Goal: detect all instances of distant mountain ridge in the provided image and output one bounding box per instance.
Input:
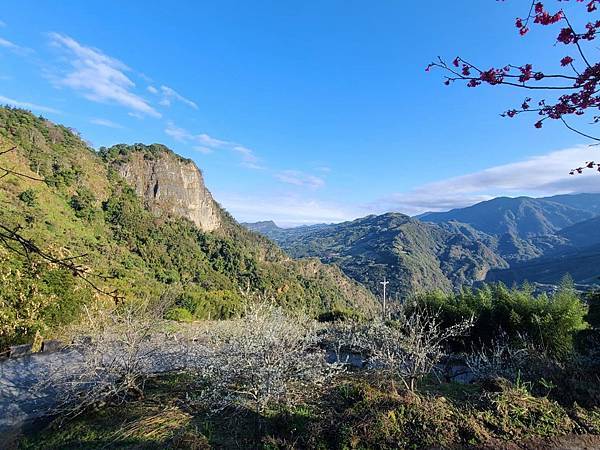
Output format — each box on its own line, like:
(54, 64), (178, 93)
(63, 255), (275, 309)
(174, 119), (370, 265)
(558, 216), (600, 248)
(418, 194), (600, 286)
(246, 212), (507, 298)
(245, 193), (600, 296)
(418, 195), (600, 238)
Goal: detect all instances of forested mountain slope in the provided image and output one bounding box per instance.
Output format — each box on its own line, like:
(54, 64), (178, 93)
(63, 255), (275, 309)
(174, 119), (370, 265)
(419, 196), (600, 238)
(0, 107), (377, 350)
(247, 213), (507, 298)
(247, 192), (600, 295)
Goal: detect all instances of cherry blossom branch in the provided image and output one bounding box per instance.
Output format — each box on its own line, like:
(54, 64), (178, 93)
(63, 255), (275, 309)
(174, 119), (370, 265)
(428, 1), (600, 148)
(560, 116), (600, 141)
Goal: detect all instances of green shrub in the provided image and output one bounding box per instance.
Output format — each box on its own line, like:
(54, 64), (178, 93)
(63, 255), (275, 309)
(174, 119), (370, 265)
(70, 186), (97, 220)
(318, 307), (362, 322)
(165, 307), (194, 322)
(0, 250), (92, 352)
(45, 163), (79, 188)
(175, 288), (245, 320)
(411, 279), (588, 358)
(18, 188), (37, 207)
(586, 291), (600, 329)
(40, 269), (92, 327)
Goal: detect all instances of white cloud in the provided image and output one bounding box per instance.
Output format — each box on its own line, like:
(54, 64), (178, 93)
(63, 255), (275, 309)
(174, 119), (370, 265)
(215, 146), (600, 226)
(165, 122), (227, 147)
(165, 121), (192, 141)
(276, 170), (325, 189)
(0, 95), (60, 114)
(198, 133), (227, 148)
(164, 121), (262, 168)
(148, 84), (197, 109)
(48, 33), (160, 118)
(138, 72), (153, 83)
(0, 37), (32, 55)
(193, 146), (213, 154)
(0, 37), (17, 50)
(90, 118), (124, 129)
(233, 145), (263, 169)
(156, 85), (197, 109)
(372, 146), (600, 215)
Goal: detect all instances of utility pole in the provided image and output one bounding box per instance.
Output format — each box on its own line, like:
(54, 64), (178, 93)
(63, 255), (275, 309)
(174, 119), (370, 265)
(380, 277), (389, 319)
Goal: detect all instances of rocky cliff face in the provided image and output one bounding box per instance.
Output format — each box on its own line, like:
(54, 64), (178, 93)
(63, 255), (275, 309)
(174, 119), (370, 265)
(115, 151), (221, 232)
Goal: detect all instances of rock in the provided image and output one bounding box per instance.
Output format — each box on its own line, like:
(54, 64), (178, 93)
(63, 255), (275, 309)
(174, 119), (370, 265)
(41, 340), (64, 353)
(9, 344), (32, 358)
(115, 150), (221, 232)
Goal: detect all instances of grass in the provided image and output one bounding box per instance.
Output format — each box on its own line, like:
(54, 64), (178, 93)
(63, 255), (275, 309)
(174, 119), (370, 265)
(19, 375), (208, 450)
(18, 371), (600, 450)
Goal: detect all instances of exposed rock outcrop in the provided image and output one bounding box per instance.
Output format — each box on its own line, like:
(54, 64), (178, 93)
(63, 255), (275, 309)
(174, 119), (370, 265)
(115, 151), (221, 232)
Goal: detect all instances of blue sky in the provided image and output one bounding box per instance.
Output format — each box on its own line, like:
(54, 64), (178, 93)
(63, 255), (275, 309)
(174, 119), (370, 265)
(1, 1), (599, 225)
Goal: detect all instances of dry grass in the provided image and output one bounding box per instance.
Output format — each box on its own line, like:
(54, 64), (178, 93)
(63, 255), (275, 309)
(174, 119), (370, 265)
(113, 406), (192, 442)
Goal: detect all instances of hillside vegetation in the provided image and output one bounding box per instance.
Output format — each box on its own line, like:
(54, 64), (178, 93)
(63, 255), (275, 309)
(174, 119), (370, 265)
(247, 193), (600, 295)
(0, 107), (377, 351)
(18, 287), (600, 449)
(247, 213), (508, 298)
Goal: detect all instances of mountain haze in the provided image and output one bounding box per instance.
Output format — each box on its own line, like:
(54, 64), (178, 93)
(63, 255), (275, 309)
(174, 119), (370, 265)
(419, 195), (600, 238)
(247, 193), (600, 296)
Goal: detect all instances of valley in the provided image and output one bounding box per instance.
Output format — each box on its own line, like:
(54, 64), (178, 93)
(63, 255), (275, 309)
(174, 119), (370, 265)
(2, 2), (600, 448)
(245, 194), (600, 297)
(1, 107), (599, 450)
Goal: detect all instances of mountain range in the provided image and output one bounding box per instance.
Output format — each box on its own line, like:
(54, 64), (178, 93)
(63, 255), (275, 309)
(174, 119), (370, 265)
(418, 195), (599, 238)
(2, 104), (599, 336)
(245, 193), (600, 298)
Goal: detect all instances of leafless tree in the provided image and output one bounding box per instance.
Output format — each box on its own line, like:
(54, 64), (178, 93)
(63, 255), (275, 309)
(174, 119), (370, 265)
(329, 309), (473, 391)
(466, 335), (530, 382)
(197, 302), (342, 415)
(37, 299), (206, 421)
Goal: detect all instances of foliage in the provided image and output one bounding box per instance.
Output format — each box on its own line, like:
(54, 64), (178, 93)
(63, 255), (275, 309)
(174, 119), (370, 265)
(479, 378), (575, 439)
(0, 107), (377, 348)
(586, 290), (600, 328)
(411, 280), (589, 358)
(18, 188), (37, 207)
(0, 254), (54, 351)
(164, 307), (194, 322)
(173, 288), (245, 320)
(69, 187), (97, 220)
(318, 306), (363, 322)
(0, 248), (92, 352)
(20, 372), (600, 450)
(247, 212), (508, 298)
(13, 291), (600, 448)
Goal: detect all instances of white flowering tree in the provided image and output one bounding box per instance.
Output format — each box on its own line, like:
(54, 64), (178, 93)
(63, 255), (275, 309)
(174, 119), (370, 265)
(198, 302), (341, 415)
(329, 308), (473, 391)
